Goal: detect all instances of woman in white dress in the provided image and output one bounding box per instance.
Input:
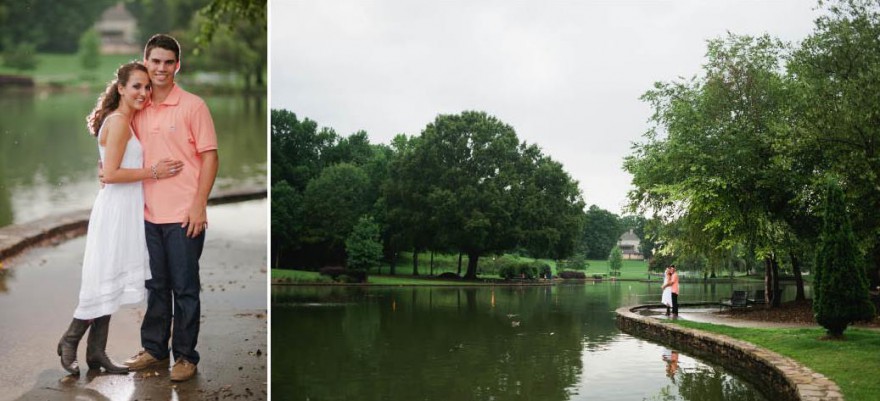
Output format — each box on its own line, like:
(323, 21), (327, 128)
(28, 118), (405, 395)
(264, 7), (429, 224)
(56, 62), (183, 375)
(661, 267), (673, 315)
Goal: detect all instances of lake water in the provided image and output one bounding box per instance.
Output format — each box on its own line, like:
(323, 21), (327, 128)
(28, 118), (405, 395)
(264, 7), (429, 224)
(0, 89), (266, 227)
(272, 282), (800, 401)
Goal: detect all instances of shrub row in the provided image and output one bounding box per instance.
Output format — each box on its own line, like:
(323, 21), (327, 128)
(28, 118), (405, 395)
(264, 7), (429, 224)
(558, 270), (586, 279)
(318, 266), (368, 283)
(498, 261), (552, 280)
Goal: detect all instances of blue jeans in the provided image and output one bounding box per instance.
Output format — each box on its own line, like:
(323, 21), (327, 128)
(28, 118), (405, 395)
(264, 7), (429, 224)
(142, 221), (204, 364)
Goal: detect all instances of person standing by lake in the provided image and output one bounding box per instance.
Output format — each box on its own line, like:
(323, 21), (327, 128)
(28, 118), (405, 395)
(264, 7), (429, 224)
(122, 33), (219, 383)
(57, 62), (183, 376)
(662, 265), (680, 315)
(661, 266), (673, 315)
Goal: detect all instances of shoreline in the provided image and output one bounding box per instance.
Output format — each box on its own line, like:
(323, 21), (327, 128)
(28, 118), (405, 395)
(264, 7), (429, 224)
(0, 186), (266, 263)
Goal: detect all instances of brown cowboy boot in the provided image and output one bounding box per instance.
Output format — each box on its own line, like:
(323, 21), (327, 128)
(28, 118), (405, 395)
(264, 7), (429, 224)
(57, 318), (90, 375)
(85, 315), (128, 374)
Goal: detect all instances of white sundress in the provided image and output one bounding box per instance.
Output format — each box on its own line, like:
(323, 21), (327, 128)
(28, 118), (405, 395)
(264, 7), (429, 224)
(661, 274), (673, 307)
(73, 113), (151, 319)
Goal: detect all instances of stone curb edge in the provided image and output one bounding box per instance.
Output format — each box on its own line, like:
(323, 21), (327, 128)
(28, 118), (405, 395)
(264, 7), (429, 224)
(0, 186), (266, 261)
(615, 306), (843, 401)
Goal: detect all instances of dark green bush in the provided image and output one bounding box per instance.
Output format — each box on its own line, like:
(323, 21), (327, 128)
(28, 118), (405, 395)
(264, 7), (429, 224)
(558, 270), (586, 279)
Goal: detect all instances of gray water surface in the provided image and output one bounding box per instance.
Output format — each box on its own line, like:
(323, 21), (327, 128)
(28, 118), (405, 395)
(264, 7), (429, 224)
(272, 282), (781, 401)
(0, 89), (266, 227)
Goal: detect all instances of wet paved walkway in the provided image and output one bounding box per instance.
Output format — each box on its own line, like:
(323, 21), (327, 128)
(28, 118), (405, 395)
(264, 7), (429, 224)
(637, 304), (815, 329)
(0, 199), (267, 401)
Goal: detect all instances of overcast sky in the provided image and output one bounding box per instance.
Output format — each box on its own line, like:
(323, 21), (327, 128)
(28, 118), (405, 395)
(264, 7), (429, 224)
(271, 1), (822, 214)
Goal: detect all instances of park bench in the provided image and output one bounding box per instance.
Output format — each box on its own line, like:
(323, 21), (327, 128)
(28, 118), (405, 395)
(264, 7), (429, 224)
(749, 289), (766, 305)
(719, 290), (749, 310)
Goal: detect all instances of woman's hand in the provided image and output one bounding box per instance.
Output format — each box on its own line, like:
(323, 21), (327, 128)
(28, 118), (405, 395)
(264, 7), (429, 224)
(153, 158), (184, 179)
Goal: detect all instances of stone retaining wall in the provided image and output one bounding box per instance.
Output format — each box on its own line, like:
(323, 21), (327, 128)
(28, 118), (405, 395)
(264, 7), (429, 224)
(616, 306), (842, 401)
(0, 187), (265, 261)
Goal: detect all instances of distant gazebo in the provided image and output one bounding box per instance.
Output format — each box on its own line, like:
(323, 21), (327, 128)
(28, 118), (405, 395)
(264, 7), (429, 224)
(617, 229), (644, 260)
(94, 3), (139, 54)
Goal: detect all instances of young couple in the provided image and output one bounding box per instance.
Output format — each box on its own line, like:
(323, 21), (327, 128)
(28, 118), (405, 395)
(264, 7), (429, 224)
(661, 265), (679, 316)
(56, 33), (219, 382)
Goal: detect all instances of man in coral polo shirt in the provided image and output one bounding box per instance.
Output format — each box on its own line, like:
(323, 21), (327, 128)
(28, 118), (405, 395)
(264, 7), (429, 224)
(662, 265), (680, 316)
(124, 34), (219, 382)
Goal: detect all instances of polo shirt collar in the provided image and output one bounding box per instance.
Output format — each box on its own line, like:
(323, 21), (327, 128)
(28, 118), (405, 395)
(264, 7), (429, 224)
(146, 84), (182, 107)
(160, 84), (182, 106)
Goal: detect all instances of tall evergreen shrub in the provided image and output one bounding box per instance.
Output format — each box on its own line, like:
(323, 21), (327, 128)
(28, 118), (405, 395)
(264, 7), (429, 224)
(608, 245), (623, 276)
(345, 216), (383, 272)
(814, 178), (875, 338)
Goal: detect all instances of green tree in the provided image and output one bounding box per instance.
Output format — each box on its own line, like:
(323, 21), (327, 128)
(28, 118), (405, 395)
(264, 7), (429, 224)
(788, 0), (880, 287)
(582, 205), (622, 260)
(301, 163), (371, 265)
(270, 109), (336, 190)
(813, 177), (874, 338)
(625, 33), (800, 305)
(345, 216), (383, 271)
(271, 181), (301, 268)
(516, 147), (586, 259)
(192, 0), (266, 50)
(0, 0), (115, 53)
(1, 41), (38, 71)
(608, 245), (623, 275)
(77, 29), (100, 74)
(390, 111), (583, 279)
(183, 8), (266, 90)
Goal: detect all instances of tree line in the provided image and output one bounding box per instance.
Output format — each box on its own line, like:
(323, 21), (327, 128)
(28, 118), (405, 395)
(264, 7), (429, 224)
(625, 0), (876, 329)
(271, 110), (649, 279)
(0, 0), (266, 89)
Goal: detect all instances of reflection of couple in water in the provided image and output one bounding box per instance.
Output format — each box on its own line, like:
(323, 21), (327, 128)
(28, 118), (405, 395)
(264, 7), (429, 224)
(56, 33), (219, 383)
(662, 348), (680, 381)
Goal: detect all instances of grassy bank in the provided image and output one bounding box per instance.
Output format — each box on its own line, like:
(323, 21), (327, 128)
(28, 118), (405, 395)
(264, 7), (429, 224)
(0, 53), (261, 91)
(271, 268), (485, 286)
(0, 53), (139, 87)
(673, 320), (880, 401)
(276, 253), (792, 284)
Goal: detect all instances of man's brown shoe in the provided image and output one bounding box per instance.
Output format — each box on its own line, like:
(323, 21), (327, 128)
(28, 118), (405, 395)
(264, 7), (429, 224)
(170, 359), (197, 382)
(125, 350), (168, 371)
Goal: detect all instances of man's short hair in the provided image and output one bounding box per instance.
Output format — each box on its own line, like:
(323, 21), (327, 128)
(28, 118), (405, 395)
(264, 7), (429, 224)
(144, 34), (181, 61)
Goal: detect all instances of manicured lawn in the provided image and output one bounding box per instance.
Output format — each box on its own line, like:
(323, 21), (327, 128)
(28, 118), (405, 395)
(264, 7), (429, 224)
(0, 53), (140, 86)
(672, 320), (880, 401)
(271, 269), (486, 286)
(272, 269), (331, 283)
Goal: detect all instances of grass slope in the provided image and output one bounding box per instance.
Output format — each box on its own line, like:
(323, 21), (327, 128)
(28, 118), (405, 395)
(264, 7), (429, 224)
(673, 320), (880, 401)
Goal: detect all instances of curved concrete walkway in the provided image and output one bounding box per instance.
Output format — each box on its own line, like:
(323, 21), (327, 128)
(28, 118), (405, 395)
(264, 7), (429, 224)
(618, 304), (843, 401)
(0, 191), (266, 400)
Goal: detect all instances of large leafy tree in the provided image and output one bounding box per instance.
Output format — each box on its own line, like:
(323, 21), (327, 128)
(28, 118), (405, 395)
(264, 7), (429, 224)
(625, 33), (802, 305)
(390, 111), (583, 279)
(271, 181), (301, 268)
(788, 0), (880, 287)
(270, 109), (336, 190)
(581, 205), (622, 260)
(301, 163), (371, 265)
(515, 146), (586, 259)
(813, 177), (874, 338)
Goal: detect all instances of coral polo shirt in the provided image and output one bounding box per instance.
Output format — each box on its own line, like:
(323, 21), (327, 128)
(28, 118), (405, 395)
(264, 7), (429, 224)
(133, 84), (218, 224)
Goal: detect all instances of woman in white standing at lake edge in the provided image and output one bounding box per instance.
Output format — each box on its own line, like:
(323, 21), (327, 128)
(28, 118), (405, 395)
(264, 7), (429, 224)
(661, 267), (673, 315)
(56, 62), (183, 376)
